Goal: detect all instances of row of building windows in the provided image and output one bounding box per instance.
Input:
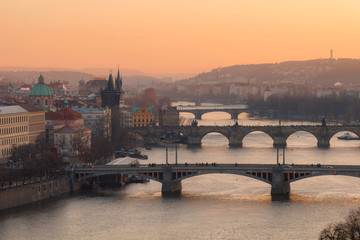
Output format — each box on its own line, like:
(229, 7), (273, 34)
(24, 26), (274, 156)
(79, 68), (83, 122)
(1, 136), (28, 146)
(0, 125), (28, 135)
(37, 98), (49, 106)
(133, 124), (149, 127)
(0, 115), (28, 125)
(133, 119), (153, 123)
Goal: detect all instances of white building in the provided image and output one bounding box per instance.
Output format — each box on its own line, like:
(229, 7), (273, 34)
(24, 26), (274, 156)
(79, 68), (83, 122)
(54, 124), (91, 158)
(120, 109), (132, 128)
(71, 105), (111, 138)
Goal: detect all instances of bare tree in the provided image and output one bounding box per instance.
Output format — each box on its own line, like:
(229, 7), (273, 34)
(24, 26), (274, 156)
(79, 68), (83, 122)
(320, 208), (360, 240)
(91, 136), (114, 164)
(73, 131), (93, 163)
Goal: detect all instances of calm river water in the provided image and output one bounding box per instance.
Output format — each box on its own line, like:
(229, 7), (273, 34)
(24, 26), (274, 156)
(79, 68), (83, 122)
(1, 110), (360, 240)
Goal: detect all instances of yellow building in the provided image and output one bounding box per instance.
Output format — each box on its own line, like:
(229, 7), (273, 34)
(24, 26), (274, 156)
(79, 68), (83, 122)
(20, 104), (46, 143)
(132, 106), (154, 127)
(0, 105), (45, 162)
(0, 106), (30, 161)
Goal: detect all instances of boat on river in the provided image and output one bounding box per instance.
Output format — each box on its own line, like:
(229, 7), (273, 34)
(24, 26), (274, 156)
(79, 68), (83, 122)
(337, 133), (360, 140)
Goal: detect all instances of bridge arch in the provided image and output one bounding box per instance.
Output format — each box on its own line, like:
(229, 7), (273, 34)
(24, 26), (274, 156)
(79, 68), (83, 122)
(200, 130), (230, 144)
(329, 130), (360, 141)
(173, 172), (272, 185)
(77, 171), (163, 183)
(178, 112), (196, 119)
(242, 130), (274, 147)
(286, 172), (360, 184)
(201, 111), (232, 120)
(286, 130), (318, 147)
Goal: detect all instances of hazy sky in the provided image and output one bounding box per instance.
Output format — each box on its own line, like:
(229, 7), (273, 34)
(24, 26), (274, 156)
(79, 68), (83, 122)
(0, 0), (359, 75)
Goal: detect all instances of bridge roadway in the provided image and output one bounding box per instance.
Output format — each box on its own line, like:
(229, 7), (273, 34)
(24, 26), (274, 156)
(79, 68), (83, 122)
(71, 164), (360, 199)
(131, 125), (360, 148)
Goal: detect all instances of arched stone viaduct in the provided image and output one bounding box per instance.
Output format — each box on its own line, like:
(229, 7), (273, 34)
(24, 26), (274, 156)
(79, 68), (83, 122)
(131, 125), (360, 148)
(73, 164), (360, 199)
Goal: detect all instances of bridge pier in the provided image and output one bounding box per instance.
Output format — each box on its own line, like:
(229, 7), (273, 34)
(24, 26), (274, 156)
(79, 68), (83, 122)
(317, 138), (330, 148)
(271, 167), (290, 200)
(68, 169), (75, 193)
(194, 112), (202, 120)
(273, 136), (287, 148)
(162, 166), (182, 196)
(230, 112), (238, 120)
(229, 136), (243, 148)
(186, 136), (202, 147)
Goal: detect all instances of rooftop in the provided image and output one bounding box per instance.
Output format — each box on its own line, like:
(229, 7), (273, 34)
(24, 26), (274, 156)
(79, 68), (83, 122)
(0, 105), (28, 115)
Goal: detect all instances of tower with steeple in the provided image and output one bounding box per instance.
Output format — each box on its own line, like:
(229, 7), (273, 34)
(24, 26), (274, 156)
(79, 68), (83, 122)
(101, 67), (124, 108)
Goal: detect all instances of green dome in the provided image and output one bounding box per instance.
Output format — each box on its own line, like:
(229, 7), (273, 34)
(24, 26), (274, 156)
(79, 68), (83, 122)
(30, 83), (53, 96)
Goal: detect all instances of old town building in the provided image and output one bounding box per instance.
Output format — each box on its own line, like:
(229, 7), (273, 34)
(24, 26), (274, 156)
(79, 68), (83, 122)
(132, 106), (154, 127)
(30, 74), (53, 108)
(71, 105), (111, 138)
(0, 105), (45, 161)
(54, 124), (91, 158)
(158, 106), (179, 126)
(45, 101), (85, 146)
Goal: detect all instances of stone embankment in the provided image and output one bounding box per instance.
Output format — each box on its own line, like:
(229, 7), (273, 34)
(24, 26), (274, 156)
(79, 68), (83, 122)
(0, 176), (83, 211)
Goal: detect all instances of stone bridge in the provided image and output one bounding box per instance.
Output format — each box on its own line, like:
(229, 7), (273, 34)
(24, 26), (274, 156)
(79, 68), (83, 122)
(71, 164), (360, 199)
(177, 107), (250, 120)
(131, 125), (360, 148)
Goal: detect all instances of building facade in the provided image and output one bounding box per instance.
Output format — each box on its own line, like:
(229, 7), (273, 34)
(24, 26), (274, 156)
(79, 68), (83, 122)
(19, 104), (46, 144)
(45, 101), (85, 146)
(54, 124), (91, 158)
(0, 106), (30, 161)
(71, 105), (111, 138)
(132, 106), (154, 127)
(120, 108), (133, 128)
(78, 77), (107, 96)
(158, 106), (179, 126)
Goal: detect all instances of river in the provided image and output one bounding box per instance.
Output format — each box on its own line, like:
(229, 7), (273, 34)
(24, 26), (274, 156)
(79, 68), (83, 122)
(1, 109), (360, 239)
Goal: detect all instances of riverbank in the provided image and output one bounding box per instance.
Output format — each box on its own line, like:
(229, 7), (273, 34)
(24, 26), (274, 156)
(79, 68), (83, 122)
(0, 176), (83, 211)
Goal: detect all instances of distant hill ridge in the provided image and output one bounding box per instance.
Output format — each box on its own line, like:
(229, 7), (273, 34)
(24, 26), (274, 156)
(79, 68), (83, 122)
(177, 58), (360, 86)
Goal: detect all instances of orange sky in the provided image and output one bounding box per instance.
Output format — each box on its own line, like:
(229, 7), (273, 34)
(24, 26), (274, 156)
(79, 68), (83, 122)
(0, 0), (359, 76)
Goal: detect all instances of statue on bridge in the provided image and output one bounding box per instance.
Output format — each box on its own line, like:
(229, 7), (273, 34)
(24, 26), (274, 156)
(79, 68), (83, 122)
(322, 118), (326, 127)
(191, 120), (198, 127)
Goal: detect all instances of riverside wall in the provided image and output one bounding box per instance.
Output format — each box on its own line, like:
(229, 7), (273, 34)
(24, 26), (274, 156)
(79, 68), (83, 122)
(0, 176), (83, 211)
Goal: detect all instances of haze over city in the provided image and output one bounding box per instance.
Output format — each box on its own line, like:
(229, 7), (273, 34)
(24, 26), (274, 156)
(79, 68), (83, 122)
(2, 1), (360, 240)
(1, 0), (360, 76)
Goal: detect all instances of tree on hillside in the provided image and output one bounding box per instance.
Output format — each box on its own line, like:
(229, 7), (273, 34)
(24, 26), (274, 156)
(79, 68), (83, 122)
(320, 208), (360, 240)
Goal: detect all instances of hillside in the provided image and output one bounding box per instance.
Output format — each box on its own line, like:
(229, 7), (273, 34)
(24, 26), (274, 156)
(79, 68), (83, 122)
(177, 58), (360, 86)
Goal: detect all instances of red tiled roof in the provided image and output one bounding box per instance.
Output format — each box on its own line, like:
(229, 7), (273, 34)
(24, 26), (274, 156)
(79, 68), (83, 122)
(46, 107), (83, 120)
(54, 124), (91, 134)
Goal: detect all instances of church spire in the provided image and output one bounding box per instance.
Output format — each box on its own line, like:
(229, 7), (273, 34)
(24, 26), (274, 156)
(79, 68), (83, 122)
(115, 65), (122, 92)
(106, 72), (114, 91)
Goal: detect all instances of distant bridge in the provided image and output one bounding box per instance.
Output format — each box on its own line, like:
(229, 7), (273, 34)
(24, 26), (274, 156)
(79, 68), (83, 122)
(71, 164), (360, 198)
(177, 107), (251, 120)
(131, 125), (360, 148)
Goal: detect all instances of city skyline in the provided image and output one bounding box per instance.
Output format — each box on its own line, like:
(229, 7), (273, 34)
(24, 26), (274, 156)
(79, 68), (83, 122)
(0, 0), (359, 76)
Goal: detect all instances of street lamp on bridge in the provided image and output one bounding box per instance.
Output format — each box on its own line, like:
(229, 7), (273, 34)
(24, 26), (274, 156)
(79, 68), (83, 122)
(277, 147), (286, 165)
